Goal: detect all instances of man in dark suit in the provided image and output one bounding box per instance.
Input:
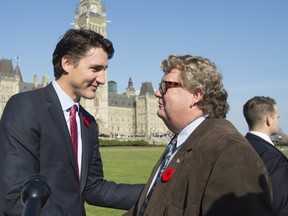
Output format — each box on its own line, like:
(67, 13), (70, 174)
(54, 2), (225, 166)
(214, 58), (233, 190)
(243, 96), (288, 216)
(125, 55), (273, 216)
(0, 29), (143, 215)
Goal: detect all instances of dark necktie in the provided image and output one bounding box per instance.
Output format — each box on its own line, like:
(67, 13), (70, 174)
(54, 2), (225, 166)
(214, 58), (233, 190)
(139, 135), (177, 216)
(69, 104), (79, 179)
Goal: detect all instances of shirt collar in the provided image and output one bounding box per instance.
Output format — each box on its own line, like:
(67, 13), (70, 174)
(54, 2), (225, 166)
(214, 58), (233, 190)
(176, 115), (207, 148)
(52, 80), (79, 112)
(248, 131), (274, 145)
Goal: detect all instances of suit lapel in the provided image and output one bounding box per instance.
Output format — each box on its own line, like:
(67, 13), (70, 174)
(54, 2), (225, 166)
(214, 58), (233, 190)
(142, 140), (193, 214)
(141, 118), (214, 214)
(44, 84), (80, 181)
(79, 109), (89, 192)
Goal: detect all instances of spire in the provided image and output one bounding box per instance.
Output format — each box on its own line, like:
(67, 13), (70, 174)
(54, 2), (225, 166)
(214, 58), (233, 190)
(125, 77), (136, 97)
(126, 77), (136, 92)
(128, 77), (135, 90)
(14, 55), (23, 81)
(14, 63), (23, 81)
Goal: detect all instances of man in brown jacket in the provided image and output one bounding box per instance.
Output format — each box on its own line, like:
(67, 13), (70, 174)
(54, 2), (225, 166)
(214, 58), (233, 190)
(125, 55), (273, 216)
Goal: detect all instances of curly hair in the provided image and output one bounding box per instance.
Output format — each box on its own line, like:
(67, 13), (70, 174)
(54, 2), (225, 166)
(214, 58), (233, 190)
(160, 55), (229, 118)
(52, 28), (114, 80)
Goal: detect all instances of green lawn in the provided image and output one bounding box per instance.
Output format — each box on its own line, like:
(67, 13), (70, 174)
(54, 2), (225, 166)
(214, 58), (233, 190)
(85, 146), (165, 216)
(85, 146), (288, 216)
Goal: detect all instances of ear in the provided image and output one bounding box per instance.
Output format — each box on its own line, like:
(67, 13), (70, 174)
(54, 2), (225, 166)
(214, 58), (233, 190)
(190, 89), (203, 107)
(266, 116), (272, 127)
(61, 56), (72, 73)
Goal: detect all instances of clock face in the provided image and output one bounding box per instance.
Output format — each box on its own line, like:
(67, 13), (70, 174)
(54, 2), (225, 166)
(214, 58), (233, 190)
(90, 4), (98, 14)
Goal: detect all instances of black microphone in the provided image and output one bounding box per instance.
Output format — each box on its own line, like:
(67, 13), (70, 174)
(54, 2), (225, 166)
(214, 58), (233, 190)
(21, 174), (51, 216)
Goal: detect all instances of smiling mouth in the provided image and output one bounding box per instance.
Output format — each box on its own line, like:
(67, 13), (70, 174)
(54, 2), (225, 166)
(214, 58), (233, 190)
(90, 84), (97, 91)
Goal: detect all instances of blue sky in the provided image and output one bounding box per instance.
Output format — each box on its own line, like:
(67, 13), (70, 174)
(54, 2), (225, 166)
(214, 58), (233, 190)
(1, 0), (287, 135)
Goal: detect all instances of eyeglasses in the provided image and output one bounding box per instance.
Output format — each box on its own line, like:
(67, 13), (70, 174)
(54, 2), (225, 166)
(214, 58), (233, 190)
(159, 81), (183, 94)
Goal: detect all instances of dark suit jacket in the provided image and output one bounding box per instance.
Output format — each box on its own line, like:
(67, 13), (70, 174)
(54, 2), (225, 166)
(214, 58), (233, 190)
(0, 83), (143, 216)
(246, 132), (288, 216)
(125, 118), (273, 216)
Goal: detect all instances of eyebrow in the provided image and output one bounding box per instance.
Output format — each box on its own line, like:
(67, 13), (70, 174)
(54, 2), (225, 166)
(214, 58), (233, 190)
(91, 65), (108, 71)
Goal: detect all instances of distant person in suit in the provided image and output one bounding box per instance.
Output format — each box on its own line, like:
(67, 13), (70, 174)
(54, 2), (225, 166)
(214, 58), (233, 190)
(125, 55), (273, 216)
(0, 28), (143, 215)
(243, 96), (288, 216)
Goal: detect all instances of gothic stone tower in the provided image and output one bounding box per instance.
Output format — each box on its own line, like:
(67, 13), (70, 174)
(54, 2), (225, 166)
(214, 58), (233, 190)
(75, 0), (109, 134)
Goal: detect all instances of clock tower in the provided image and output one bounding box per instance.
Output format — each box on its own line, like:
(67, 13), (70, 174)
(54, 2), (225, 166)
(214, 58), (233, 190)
(75, 0), (110, 134)
(75, 0), (107, 37)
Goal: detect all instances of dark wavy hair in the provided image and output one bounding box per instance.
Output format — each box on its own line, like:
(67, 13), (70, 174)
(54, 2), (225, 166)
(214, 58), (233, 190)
(160, 55), (229, 118)
(52, 28), (114, 79)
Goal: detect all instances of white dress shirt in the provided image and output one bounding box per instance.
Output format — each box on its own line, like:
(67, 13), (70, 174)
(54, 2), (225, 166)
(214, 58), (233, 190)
(52, 80), (82, 176)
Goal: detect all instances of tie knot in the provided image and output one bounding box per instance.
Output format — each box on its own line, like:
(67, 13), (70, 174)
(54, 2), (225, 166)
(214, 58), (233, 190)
(170, 135), (178, 153)
(70, 104), (78, 116)
(171, 134), (177, 145)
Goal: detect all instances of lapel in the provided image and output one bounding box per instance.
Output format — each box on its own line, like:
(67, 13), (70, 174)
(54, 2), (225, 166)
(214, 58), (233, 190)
(43, 84), (80, 181)
(141, 140), (195, 214)
(140, 118), (216, 214)
(138, 142), (192, 214)
(79, 108), (90, 193)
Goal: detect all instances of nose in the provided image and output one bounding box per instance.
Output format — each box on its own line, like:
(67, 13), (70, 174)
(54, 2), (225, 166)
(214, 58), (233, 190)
(155, 87), (161, 98)
(96, 70), (106, 85)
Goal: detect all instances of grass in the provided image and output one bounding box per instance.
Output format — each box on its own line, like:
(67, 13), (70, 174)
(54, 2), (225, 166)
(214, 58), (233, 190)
(85, 146), (288, 216)
(85, 146), (165, 216)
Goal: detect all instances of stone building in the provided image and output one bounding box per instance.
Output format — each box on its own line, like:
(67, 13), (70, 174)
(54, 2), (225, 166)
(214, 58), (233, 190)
(0, 58), (49, 117)
(108, 79), (168, 138)
(0, 0), (170, 138)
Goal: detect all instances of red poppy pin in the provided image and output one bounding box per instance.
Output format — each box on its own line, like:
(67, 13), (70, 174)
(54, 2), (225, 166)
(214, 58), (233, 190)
(83, 116), (90, 127)
(161, 168), (174, 182)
